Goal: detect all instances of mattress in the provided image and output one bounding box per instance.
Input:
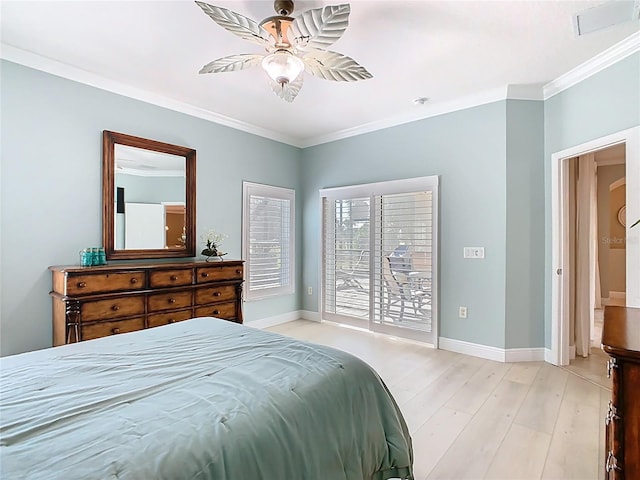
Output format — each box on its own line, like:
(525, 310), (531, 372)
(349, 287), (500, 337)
(0, 317), (413, 479)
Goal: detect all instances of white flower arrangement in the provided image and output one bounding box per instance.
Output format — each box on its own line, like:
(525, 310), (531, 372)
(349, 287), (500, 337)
(200, 229), (227, 257)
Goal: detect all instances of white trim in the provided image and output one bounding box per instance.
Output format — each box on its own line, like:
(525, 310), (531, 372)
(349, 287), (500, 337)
(504, 348), (547, 363)
(610, 291), (626, 300)
(550, 126), (640, 366)
(301, 310), (322, 322)
(506, 84), (545, 101)
(439, 337), (506, 362)
(0, 44), (302, 148)
(439, 337), (546, 363)
(543, 32), (640, 100)
(245, 310), (301, 329)
(544, 348), (554, 363)
(3, 34), (637, 148)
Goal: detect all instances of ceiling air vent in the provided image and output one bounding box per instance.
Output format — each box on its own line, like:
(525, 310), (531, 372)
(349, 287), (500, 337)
(573, 0), (640, 36)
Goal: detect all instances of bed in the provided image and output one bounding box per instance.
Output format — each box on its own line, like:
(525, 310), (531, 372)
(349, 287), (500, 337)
(0, 318), (413, 479)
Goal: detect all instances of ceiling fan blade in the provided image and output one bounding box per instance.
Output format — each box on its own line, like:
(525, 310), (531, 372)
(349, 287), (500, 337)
(195, 1), (270, 47)
(269, 75), (304, 102)
(290, 4), (350, 51)
(199, 54), (264, 74)
(303, 50), (372, 82)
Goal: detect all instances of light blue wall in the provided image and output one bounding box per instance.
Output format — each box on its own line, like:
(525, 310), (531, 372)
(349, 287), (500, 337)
(0, 60), (302, 356)
(505, 100), (545, 348)
(117, 174), (185, 204)
(543, 53), (640, 347)
(301, 102), (509, 348)
(2, 51), (637, 357)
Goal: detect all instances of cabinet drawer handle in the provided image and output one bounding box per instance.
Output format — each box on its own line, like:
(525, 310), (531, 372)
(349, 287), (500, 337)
(213, 292), (221, 297)
(168, 298), (176, 304)
(170, 275), (178, 281)
(77, 282), (87, 288)
(605, 451), (621, 472)
(201, 272), (209, 278)
(236, 269), (242, 274)
(111, 305), (120, 311)
(605, 401), (620, 426)
(130, 278), (138, 284)
(111, 328), (120, 335)
(168, 319), (175, 324)
(213, 310), (220, 315)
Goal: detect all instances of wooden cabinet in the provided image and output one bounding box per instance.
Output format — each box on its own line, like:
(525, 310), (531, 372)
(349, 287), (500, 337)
(601, 306), (640, 480)
(50, 261), (244, 346)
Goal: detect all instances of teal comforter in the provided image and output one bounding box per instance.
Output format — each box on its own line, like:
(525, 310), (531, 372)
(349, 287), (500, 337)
(0, 318), (413, 479)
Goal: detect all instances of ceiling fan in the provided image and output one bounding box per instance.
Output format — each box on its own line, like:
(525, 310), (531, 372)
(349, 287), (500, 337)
(195, 0), (372, 102)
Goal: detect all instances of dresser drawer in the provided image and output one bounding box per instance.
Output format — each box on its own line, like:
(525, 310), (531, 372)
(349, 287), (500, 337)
(149, 268), (192, 288)
(147, 309), (193, 328)
(81, 296), (145, 321)
(147, 290), (192, 312)
(196, 264), (243, 284)
(66, 271), (146, 295)
(194, 302), (236, 320)
(195, 285), (236, 306)
(81, 317), (145, 341)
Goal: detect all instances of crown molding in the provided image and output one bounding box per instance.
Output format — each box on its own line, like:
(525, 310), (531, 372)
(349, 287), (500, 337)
(543, 31), (640, 100)
(0, 44), (302, 148)
(3, 31), (637, 149)
(300, 86), (512, 148)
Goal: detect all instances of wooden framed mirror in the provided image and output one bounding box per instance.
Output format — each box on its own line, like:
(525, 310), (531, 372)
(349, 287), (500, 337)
(102, 131), (196, 260)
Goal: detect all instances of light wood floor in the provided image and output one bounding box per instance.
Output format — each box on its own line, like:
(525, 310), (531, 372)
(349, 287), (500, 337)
(266, 320), (607, 480)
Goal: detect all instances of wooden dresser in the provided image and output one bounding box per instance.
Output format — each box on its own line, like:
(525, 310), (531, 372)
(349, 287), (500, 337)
(50, 260), (244, 346)
(601, 306), (640, 480)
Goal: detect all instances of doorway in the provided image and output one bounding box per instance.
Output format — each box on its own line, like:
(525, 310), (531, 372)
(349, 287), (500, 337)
(320, 176), (439, 345)
(550, 126), (640, 366)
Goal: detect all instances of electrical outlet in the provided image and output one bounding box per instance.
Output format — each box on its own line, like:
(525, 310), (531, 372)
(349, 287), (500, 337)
(307, 287), (313, 295)
(459, 306), (468, 318)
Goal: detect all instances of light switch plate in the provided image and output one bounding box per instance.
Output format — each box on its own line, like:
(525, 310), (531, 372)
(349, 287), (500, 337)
(464, 247), (485, 259)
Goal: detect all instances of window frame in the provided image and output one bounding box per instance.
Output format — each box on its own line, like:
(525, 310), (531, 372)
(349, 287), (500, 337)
(242, 181), (295, 301)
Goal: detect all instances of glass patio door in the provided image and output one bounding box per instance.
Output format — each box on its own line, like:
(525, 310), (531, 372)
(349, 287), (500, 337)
(321, 177), (438, 345)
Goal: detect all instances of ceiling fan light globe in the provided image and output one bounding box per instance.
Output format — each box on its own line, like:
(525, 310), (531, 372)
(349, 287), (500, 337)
(262, 51), (304, 85)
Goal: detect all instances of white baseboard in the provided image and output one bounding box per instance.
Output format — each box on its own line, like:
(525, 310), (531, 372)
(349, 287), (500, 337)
(544, 348), (554, 364)
(439, 337), (546, 363)
(245, 310), (302, 329)
(300, 310), (322, 322)
(439, 337), (506, 362)
(504, 347), (546, 362)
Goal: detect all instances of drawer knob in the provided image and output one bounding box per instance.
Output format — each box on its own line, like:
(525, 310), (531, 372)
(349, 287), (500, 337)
(77, 282), (87, 288)
(236, 270), (242, 274)
(170, 275), (178, 281)
(111, 328), (120, 335)
(605, 451), (621, 472)
(213, 310), (220, 315)
(130, 278), (138, 284)
(168, 298), (176, 304)
(168, 319), (175, 324)
(213, 292), (221, 297)
(202, 272), (209, 278)
(111, 305), (120, 311)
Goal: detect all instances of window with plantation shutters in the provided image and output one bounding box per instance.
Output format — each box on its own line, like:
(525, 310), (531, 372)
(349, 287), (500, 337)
(242, 182), (295, 300)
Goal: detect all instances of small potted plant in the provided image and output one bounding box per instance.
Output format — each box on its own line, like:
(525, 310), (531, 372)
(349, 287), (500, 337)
(200, 229), (227, 261)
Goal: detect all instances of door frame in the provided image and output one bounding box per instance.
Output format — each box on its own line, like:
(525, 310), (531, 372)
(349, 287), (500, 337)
(550, 126), (640, 366)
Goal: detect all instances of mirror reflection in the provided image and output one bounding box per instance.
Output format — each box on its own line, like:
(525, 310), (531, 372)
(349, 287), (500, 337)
(102, 130), (196, 260)
(114, 144), (186, 250)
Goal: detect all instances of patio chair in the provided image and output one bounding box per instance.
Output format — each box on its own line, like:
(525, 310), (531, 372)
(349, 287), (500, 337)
(382, 256), (427, 320)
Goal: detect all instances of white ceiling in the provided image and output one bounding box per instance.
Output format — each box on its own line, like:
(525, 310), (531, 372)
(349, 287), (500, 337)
(1, 1), (638, 147)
